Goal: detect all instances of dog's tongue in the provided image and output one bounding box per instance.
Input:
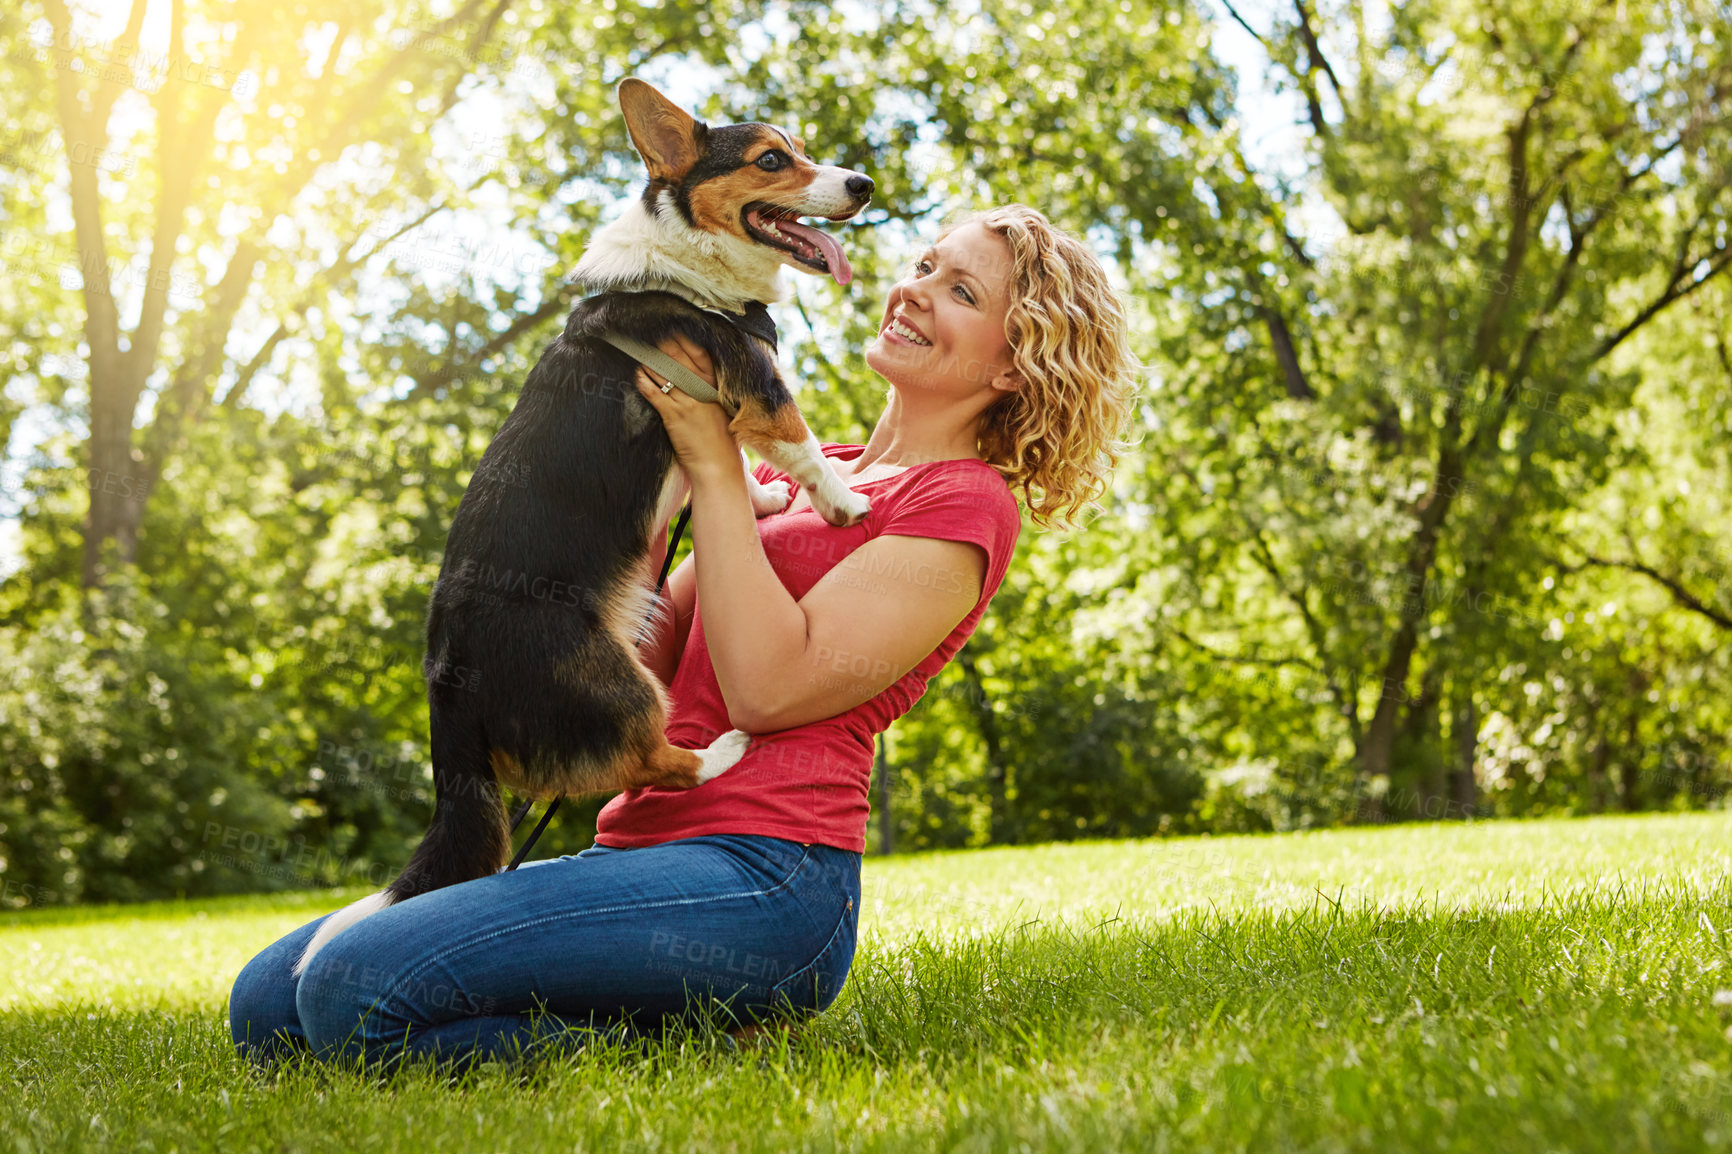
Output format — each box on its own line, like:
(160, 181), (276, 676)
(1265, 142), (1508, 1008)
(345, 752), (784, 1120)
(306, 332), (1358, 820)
(779, 219), (853, 286)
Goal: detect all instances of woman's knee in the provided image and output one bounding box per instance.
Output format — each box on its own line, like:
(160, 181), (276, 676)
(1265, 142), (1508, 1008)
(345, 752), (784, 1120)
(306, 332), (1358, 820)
(293, 917), (478, 1062)
(229, 916), (326, 1063)
(229, 959), (296, 1062)
(293, 933), (401, 1060)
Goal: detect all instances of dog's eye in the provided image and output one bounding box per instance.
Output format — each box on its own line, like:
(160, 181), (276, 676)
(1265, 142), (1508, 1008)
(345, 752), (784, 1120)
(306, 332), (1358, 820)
(755, 151), (788, 171)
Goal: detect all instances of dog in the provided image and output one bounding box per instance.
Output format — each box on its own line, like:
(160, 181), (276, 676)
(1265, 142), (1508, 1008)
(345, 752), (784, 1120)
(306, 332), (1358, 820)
(293, 78), (875, 975)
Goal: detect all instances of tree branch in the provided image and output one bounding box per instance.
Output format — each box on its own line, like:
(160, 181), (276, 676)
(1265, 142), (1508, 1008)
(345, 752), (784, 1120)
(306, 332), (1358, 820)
(219, 325), (291, 413)
(1292, 0), (1342, 94)
(1592, 243), (1732, 364)
(788, 286), (859, 396)
(125, 240), (264, 512)
(42, 0), (149, 140)
(128, 2), (264, 393)
(41, 0), (127, 376)
(1465, 187), (1597, 456)
(1562, 553), (1732, 631)
(1170, 626), (1322, 674)
(217, 205), (447, 410)
(406, 287), (576, 402)
(1242, 520), (1360, 737)
(1219, 0), (1268, 46)
(1291, 0), (1340, 136)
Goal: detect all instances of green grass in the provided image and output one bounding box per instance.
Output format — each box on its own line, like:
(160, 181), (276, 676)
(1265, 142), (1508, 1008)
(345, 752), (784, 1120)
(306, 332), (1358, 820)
(3, 812), (1731, 1151)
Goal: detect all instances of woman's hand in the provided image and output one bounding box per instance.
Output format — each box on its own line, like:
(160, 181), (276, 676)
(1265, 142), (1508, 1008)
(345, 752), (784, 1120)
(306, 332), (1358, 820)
(632, 335), (738, 482)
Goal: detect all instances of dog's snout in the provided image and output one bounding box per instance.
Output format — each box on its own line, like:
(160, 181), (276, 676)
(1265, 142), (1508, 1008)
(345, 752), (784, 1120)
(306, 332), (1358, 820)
(845, 173), (874, 199)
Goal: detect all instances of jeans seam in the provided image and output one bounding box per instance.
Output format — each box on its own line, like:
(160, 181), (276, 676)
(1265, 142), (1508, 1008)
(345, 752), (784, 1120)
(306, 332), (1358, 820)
(366, 842), (815, 1017)
(769, 893), (854, 1012)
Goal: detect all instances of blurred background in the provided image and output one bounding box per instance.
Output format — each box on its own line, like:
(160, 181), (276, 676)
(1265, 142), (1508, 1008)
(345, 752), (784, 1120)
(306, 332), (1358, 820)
(1, 0), (1729, 906)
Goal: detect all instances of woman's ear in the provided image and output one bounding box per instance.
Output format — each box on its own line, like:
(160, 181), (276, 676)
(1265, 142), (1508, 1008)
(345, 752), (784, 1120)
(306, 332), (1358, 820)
(986, 365), (1024, 396)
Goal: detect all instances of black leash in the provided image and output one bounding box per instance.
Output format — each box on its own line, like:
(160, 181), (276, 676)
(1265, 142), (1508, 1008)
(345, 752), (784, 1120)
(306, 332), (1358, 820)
(505, 500), (694, 869)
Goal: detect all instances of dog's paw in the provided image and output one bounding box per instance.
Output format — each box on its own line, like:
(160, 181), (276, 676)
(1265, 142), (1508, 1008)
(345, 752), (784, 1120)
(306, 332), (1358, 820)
(694, 728), (752, 784)
(815, 485), (871, 528)
(749, 478), (793, 518)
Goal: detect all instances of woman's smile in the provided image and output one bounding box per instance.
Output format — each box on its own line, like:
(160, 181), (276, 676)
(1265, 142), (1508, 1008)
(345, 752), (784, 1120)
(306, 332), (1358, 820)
(882, 314), (932, 346)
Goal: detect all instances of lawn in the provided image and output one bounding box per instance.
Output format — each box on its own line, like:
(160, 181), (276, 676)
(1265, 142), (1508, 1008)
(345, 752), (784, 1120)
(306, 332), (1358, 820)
(3, 812), (1730, 1151)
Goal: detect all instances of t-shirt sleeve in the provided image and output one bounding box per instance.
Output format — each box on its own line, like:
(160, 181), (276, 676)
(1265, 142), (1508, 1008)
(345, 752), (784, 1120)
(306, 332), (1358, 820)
(873, 466), (1023, 605)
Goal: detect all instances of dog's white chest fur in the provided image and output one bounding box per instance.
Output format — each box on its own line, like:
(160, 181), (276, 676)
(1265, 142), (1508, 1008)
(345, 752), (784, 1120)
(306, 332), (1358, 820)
(573, 194), (787, 313)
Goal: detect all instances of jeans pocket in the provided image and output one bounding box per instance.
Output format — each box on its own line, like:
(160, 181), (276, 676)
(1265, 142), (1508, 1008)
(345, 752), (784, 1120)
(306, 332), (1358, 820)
(769, 895), (857, 1017)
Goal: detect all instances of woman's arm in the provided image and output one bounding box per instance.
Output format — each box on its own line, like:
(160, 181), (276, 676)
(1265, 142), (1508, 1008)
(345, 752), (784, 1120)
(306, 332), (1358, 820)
(632, 364), (986, 731)
(683, 460), (985, 731)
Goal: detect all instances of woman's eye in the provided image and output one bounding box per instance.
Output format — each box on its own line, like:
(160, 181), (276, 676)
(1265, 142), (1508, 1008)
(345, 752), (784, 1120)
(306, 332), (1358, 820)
(954, 284), (974, 303)
(915, 259), (933, 275)
(755, 151), (787, 171)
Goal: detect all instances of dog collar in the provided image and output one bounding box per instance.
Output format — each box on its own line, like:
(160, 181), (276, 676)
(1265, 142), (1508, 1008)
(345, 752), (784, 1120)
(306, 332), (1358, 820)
(699, 300), (778, 352)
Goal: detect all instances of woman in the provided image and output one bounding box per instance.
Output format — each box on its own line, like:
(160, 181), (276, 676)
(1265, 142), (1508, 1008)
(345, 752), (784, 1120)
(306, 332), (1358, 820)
(228, 204), (1138, 1069)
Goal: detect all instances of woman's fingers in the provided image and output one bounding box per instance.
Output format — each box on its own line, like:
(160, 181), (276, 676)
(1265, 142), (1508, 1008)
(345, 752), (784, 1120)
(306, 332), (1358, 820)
(633, 363), (739, 474)
(635, 367), (677, 408)
(655, 333), (716, 385)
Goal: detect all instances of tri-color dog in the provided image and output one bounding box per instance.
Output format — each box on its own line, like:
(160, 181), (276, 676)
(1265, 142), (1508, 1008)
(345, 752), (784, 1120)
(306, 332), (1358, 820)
(294, 78), (874, 974)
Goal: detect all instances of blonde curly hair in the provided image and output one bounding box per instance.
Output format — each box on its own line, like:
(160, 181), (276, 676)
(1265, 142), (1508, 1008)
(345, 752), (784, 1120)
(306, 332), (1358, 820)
(943, 205), (1141, 532)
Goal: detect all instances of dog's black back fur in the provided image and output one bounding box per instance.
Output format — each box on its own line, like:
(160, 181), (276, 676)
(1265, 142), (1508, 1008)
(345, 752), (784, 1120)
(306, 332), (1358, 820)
(394, 290), (788, 901)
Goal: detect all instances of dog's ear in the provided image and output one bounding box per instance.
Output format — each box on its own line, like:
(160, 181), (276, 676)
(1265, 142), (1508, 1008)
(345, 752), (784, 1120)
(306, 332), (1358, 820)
(618, 78), (706, 182)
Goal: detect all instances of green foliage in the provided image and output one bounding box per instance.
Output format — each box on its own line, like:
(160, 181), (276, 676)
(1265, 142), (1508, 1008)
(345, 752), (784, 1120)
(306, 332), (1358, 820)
(1, 0), (1731, 899)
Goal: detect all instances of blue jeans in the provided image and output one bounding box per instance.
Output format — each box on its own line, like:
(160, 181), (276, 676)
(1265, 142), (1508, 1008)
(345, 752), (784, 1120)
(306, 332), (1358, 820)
(228, 834), (861, 1070)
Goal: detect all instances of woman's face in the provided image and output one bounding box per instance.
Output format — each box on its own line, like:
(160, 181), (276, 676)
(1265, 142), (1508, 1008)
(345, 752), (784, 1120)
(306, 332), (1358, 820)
(864, 221), (1019, 401)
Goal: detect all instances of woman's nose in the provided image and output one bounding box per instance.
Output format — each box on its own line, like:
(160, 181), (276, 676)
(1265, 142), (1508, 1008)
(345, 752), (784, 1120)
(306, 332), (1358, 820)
(898, 276), (933, 312)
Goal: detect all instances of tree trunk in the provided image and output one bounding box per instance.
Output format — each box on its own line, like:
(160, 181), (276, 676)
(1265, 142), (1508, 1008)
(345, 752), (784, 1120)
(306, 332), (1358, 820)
(1450, 694), (1478, 818)
(955, 650), (1011, 842)
(1357, 449), (1463, 781)
(1391, 665), (1442, 820)
(1618, 708), (1642, 813)
(81, 366), (146, 588)
(1587, 738), (1612, 813)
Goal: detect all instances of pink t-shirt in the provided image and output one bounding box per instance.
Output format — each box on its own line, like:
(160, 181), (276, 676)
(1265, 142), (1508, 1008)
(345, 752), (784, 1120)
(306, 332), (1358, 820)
(593, 443), (1023, 853)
